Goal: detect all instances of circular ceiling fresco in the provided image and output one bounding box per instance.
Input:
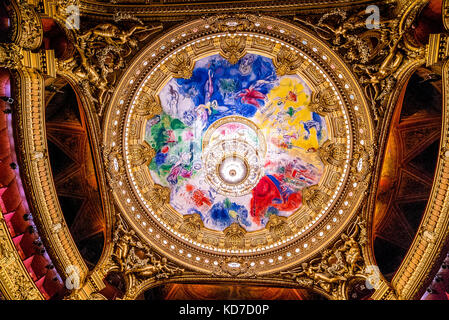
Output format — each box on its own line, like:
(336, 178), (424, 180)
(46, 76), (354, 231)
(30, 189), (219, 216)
(146, 53), (327, 232)
(104, 15), (374, 275)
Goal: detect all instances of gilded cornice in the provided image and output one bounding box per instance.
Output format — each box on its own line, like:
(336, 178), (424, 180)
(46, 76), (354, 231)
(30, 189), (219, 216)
(0, 212), (44, 300)
(77, 0), (383, 19)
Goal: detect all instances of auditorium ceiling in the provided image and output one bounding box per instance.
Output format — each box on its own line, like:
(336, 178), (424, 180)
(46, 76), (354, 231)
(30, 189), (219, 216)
(1, 0), (449, 301)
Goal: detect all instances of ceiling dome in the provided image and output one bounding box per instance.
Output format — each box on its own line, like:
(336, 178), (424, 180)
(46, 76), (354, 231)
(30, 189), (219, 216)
(103, 15), (374, 275)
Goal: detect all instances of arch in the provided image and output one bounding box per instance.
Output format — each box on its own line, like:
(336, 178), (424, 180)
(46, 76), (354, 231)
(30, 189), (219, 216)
(43, 76), (107, 269)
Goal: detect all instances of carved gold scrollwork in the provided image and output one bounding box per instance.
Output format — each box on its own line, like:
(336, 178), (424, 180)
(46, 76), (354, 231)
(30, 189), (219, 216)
(265, 214), (292, 242)
(307, 88), (339, 116)
(88, 292), (107, 300)
(103, 145), (125, 185)
(302, 185), (329, 213)
(350, 144), (375, 186)
(58, 22), (163, 116)
(223, 223), (246, 249)
(294, 4), (426, 123)
(318, 140), (346, 167)
(250, 236), (267, 247)
(0, 43), (23, 69)
(273, 46), (303, 76)
(443, 0), (449, 32)
(179, 214), (204, 240)
(144, 184), (171, 209)
(218, 35), (247, 64)
(111, 219), (136, 272)
(12, 67), (89, 299)
(124, 248), (184, 280)
(110, 217), (184, 298)
(135, 92), (162, 117)
(212, 256), (256, 278)
(55, 0), (80, 19)
(128, 141), (156, 167)
(0, 217), (43, 300)
(165, 50), (194, 79)
(202, 235), (219, 247)
(281, 218), (368, 299)
(8, 1), (43, 51)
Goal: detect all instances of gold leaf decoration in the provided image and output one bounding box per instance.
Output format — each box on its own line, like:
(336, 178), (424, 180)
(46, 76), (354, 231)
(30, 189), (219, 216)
(165, 50), (194, 79)
(218, 35), (247, 64)
(318, 140), (346, 167)
(224, 223), (246, 249)
(273, 46), (303, 76)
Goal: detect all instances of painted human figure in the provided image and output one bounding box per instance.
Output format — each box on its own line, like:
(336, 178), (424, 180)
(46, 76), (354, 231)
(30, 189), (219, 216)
(167, 84), (179, 117)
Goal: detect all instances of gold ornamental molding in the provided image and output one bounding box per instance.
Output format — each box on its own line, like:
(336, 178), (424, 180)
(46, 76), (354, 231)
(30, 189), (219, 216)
(7, 0), (43, 51)
(389, 58), (449, 300)
(0, 0), (89, 299)
(0, 212), (44, 300)
(77, 0), (383, 19)
(12, 67), (89, 289)
(0, 43), (23, 69)
(15, 0), (432, 300)
(279, 217), (368, 300)
(47, 13), (163, 296)
(293, 0), (428, 124)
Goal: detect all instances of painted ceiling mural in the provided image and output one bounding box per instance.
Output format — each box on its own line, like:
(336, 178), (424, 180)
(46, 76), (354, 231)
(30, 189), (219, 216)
(144, 53), (327, 231)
